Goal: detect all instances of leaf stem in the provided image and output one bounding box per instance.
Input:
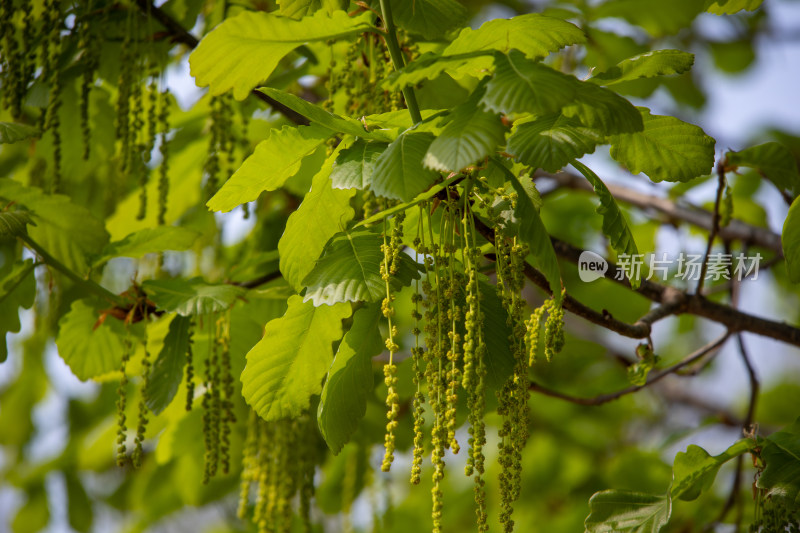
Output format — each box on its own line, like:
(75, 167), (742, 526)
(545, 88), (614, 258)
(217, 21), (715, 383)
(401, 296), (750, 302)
(20, 235), (127, 306)
(378, 0), (422, 124)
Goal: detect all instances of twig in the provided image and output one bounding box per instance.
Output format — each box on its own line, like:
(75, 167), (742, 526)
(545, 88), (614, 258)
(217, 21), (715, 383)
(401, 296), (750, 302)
(528, 333), (731, 406)
(539, 170), (782, 254)
(696, 162), (728, 294)
(230, 271), (283, 289)
(377, 0), (422, 124)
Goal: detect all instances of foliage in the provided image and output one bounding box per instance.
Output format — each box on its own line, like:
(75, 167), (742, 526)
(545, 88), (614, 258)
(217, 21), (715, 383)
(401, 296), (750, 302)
(0, 0), (799, 532)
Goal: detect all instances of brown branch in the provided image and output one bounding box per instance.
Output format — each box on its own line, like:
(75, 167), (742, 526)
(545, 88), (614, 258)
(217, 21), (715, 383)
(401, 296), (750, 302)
(528, 333), (731, 406)
(132, 0), (310, 126)
(539, 170), (783, 254)
(696, 162), (727, 293)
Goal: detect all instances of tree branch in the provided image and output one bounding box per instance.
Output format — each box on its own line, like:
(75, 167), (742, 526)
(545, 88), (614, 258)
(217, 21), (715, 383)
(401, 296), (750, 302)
(538, 170), (783, 254)
(132, 0), (310, 126)
(696, 162), (727, 293)
(528, 333), (731, 406)
(378, 0), (422, 124)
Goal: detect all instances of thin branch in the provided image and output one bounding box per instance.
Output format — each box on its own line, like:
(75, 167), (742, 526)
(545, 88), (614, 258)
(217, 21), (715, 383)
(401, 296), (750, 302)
(20, 235), (127, 306)
(230, 270), (283, 289)
(696, 162), (727, 293)
(539, 170), (783, 254)
(132, 0), (310, 126)
(377, 0), (422, 124)
(528, 333), (731, 406)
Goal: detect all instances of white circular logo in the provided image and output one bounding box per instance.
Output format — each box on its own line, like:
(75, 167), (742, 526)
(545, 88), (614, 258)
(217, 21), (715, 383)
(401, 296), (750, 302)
(578, 250), (608, 282)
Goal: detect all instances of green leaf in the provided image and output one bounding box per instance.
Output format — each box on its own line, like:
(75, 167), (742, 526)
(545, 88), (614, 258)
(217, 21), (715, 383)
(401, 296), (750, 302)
(144, 315), (192, 415)
(257, 88), (392, 141)
(0, 260), (36, 363)
(443, 13), (585, 60)
(0, 210), (36, 238)
(56, 300), (126, 380)
(387, 0), (467, 40)
(241, 295), (351, 421)
(561, 81), (643, 134)
(585, 490), (671, 533)
(370, 132), (440, 202)
(705, 0), (763, 15)
(12, 483), (49, 533)
(590, 50), (695, 86)
(383, 51), (495, 91)
(609, 108), (716, 182)
(279, 145), (356, 291)
(671, 439), (754, 501)
(318, 305), (383, 453)
(302, 228), (421, 305)
(757, 417), (800, 503)
(727, 142), (800, 195)
(278, 0), (347, 18)
(424, 85), (506, 173)
(0, 179), (109, 273)
(572, 161), (640, 288)
(501, 164), (562, 300)
(482, 51), (578, 116)
(330, 139), (387, 190)
(207, 124), (332, 212)
(65, 472), (92, 533)
(593, 0), (704, 38)
(506, 114), (600, 172)
(0, 121), (39, 144)
(93, 226), (200, 267)
(143, 278), (244, 316)
(189, 9), (373, 100)
(783, 196), (800, 283)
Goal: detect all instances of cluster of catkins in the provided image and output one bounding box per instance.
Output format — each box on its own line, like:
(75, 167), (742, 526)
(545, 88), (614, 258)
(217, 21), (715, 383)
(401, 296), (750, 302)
(238, 412), (317, 533)
(379, 189), (566, 532)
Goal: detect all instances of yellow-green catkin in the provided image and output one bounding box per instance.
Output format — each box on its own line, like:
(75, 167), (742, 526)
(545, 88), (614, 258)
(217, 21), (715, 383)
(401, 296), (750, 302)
(132, 327), (152, 469)
(443, 203), (462, 454)
(116, 335), (133, 467)
(525, 300), (551, 366)
(298, 417), (316, 533)
(204, 96), (223, 199)
(115, 7), (134, 175)
(238, 410), (259, 521)
(410, 206), (426, 485)
(381, 213), (405, 471)
(217, 314), (236, 475)
(78, 1), (98, 160)
(1, 0), (22, 117)
(495, 233), (531, 533)
(202, 318), (221, 484)
(462, 189), (489, 531)
(185, 320), (195, 411)
(543, 294), (565, 362)
(157, 88), (170, 226)
(42, 0), (63, 192)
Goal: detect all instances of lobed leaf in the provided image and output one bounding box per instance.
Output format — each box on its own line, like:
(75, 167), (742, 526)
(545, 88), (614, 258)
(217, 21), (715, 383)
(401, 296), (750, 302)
(424, 84), (506, 173)
(727, 142), (800, 196)
(189, 9), (373, 100)
(0, 211), (36, 238)
(207, 124), (333, 213)
(671, 439), (754, 501)
(506, 114), (600, 172)
(56, 300), (126, 380)
(0, 121), (39, 144)
(370, 132), (440, 202)
(383, 51), (494, 91)
(241, 295), (351, 421)
(609, 108), (716, 182)
(593, 0), (704, 38)
(784, 196), (800, 283)
(444, 13), (585, 60)
(590, 50), (695, 86)
(387, 0), (467, 40)
(143, 278), (244, 316)
(317, 305), (383, 453)
(561, 81), (643, 134)
(0, 179), (109, 274)
(93, 227), (200, 267)
(572, 160), (640, 288)
(330, 139), (387, 190)
(279, 145), (356, 291)
(585, 490), (671, 533)
(0, 260), (36, 362)
(302, 229), (421, 306)
(144, 315), (192, 415)
(757, 418), (800, 503)
(482, 51), (578, 116)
